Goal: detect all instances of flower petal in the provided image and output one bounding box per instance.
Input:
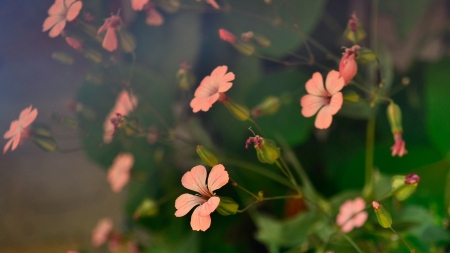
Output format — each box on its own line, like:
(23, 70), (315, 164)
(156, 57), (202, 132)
(49, 20), (66, 38)
(325, 70), (344, 95)
(305, 72), (327, 96)
(10, 134), (21, 152)
(181, 165), (210, 196)
(206, 0), (220, 9)
(48, 0), (64, 15)
(131, 0), (149, 11)
(315, 105), (333, 129)
(145, 9), (164, 26)
(174, 193), (206, 217)
(3, 138), (14, 154)
(211, 65), (228, 80)
(190, 207), (211, 231)
(352, 212), (368, 227)
(329, 92), (343, 115)
(20, 107), (38, 128)
(4, 120), (19, 139)
(66, 1), (82, 21)
(207, 164), (229, 193)
(43, 16), (61, 32)
(300, 94), (327, 117)
(198, 196), (220, 217)
(102, 28), (118, 52)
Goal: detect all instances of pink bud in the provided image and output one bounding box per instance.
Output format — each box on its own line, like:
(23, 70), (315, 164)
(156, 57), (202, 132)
(65, 37), (83, 51)
(349, 13), (358, 33)
(405, 173), (420, 184)
(219, 29), (237, 44)
(372, 201), (380, 210)
(339, 45), (360, 85)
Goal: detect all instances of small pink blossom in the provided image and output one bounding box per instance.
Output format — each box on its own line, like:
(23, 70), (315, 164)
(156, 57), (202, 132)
(65, 36), (83, 51)
(98, 15), (122, 52)
(190, 65), (234, 113)
(3, 106), (38, 154)
(103, 90), (138, 143)
(42, 0), (83, 38)
(131, 0), (149, 11)
(339, 45), (360, 85)
(300, 70), (344, 129)
(391, 132), (408, 157)
(92, 218), (113, 247)
(107, 153), (134, 193)
(175, 164), (229, 231)
(336, 197), (368, 233)
(219, 29), (237, 44)
(144, 3), (164, 26)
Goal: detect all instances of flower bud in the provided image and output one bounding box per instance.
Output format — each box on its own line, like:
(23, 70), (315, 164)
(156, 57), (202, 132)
(387, 102), (403, 134)
(219, 29), (237, 44)
(241, 31), (271, 47)
(343, 90), (360, 103)
(245, 135), (280, 164)
(233, 40), (255, 56)
(339, 45), (360, 85)
(372, 201), (392, 228)
(216, 196), (239, 216)
(133, 199), (159, 219)
(357, 47), (377, 65)
(65, 36), (84, 51)
(30, 125), (58, 152)
(404, 173), (420, 185)
(196, 145), (219, 167)
(343, 13), (367, 43)
(391, 174), (419, 201)
(176, 61), (196, 90)
(223, 98), (250, 121)
(251, 96), (281, 118)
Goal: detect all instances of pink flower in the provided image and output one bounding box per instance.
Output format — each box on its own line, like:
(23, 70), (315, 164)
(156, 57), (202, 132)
(42, 0), (83, 38)
(3, 106), (38, 154)
(144, 3), (164, 26)
(103, 90), (138, 143)
(175, 164), (229, 231)
(92, 218), (113, 247)
(339, 45), (360, 85)
(190, 65), (234, 113)
(131, 0), (149, 11)
(336, 197), (368, 233)
(219, 29), (237, 44)
(391, 132), (408, 157)
(65, 36), (83, 51)
(206, 0), (220, 9)
(97, 15), (122, 52)
(300, 70), (344, 129)
(107, 153), (134, 193)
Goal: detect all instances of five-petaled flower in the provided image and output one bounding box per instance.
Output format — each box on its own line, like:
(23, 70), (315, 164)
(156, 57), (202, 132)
(3, 106), (38, 154)
(300, 70), (344, 129)
(98, 15), (122, 52)
(190, 65), (234, 113)
(336, 197), (368, 233)
(175, 164), (229, 231)
(107, 153), (135, 193)
(91, 218), (113, 247)
(42, 0), (83, 38)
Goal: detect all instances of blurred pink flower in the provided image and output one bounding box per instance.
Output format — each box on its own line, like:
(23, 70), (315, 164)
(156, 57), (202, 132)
(391, 132), (408, 157)
(336, 197), (368, 233)
(144, 3), (164, 26)
(42, 0), (83, 38)
(3, 106), (38, 154)
(190, 65), (234, 112)
(65, 36), (83, 51)
(175, 164), (229, 231)
(98, 15), (122, 52)
(92, 218), (113, 247)
(218, 29), (237, 44)
(206, 0), (220, 9)
(131, 0), (149, 11)
(300, 70), (344, 129)
(107, 153), (134, 193)
(103, 90), (138, 143)
(67, 251), (79, 253)
(339, 45), (360, 85)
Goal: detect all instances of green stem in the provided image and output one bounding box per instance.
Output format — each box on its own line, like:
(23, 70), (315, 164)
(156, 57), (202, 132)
(362, 116), (376, 199)
(230, 177), (260, 200)
(389, 227), (415, 253)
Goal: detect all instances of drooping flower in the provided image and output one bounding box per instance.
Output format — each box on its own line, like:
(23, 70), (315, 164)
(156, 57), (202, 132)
(300, 70), (344, 129)
(144, 2), (164, 26)
(42, 0), (83, 38)
(3, 106), (38, 154)
(107, 153), (135, 193)
(131, 0), (149, 11)
(391, 132), (408, 157)
(339, 45), (360, 85)
(190, 65), (234, 112)
(175, 164), (229, 231)
(103, 90), (138, 143)
(336, 197), (368, 233)
(92, 218), (113, 247)
(97, 15), (122, 52)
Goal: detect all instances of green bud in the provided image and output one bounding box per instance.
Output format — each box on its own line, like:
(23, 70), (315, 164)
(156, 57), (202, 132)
(233, 40), (255, 56)
(196, 145), (219, 167)
(177, 69), (196, 90)
(343, 14), (367, 43)
(256, 138), (280, 164)
(357, 47), (377, 65)
(372, 201), (392, 228)
(251, 96), (281, 118)
(223, 99), (250, 121)
(343, 90), (360, 103)
(134, 199), (159, 219)
(387, 102), (403, 133)
(31, 135), (58, 152)
(216, 197), (239, 216)
(391, 174), (419, 201)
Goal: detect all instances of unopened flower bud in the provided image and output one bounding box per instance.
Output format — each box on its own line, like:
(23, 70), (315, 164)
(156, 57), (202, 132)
(387, 102), (403, 134)
(245, 135), (280, 164)
(233, 40), (255, 56)
(30, 125), (58, 152)
(223, 98), (250, 121)
(391, 175), (419, 201)
(219, 29), (237, 44)
(251, 96), (281, 118)
(343, 13), (367, 43)
(339, 45), (360, 85)
(404, 173), (420, 185)
(196, 145), (219, 167)
(216, 196), (239, 216)
(134, 199), (159, 219)
(343, 90), (360, 103)
(241, 31), (271, 47)
(357, 47), (377, 65)
(372, 201), (392, 228)
(65, 36), (83, 51)
(177, 61), (196, 90)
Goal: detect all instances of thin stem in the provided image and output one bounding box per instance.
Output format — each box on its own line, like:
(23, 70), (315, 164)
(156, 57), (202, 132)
(389, 227), (415, 253)
(279, 157), (301, 195)
(230, 177), (260, 200)
(275, 160), (293, 184)
(248, 118), (267, 138)
(362, 116), (376, 199)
